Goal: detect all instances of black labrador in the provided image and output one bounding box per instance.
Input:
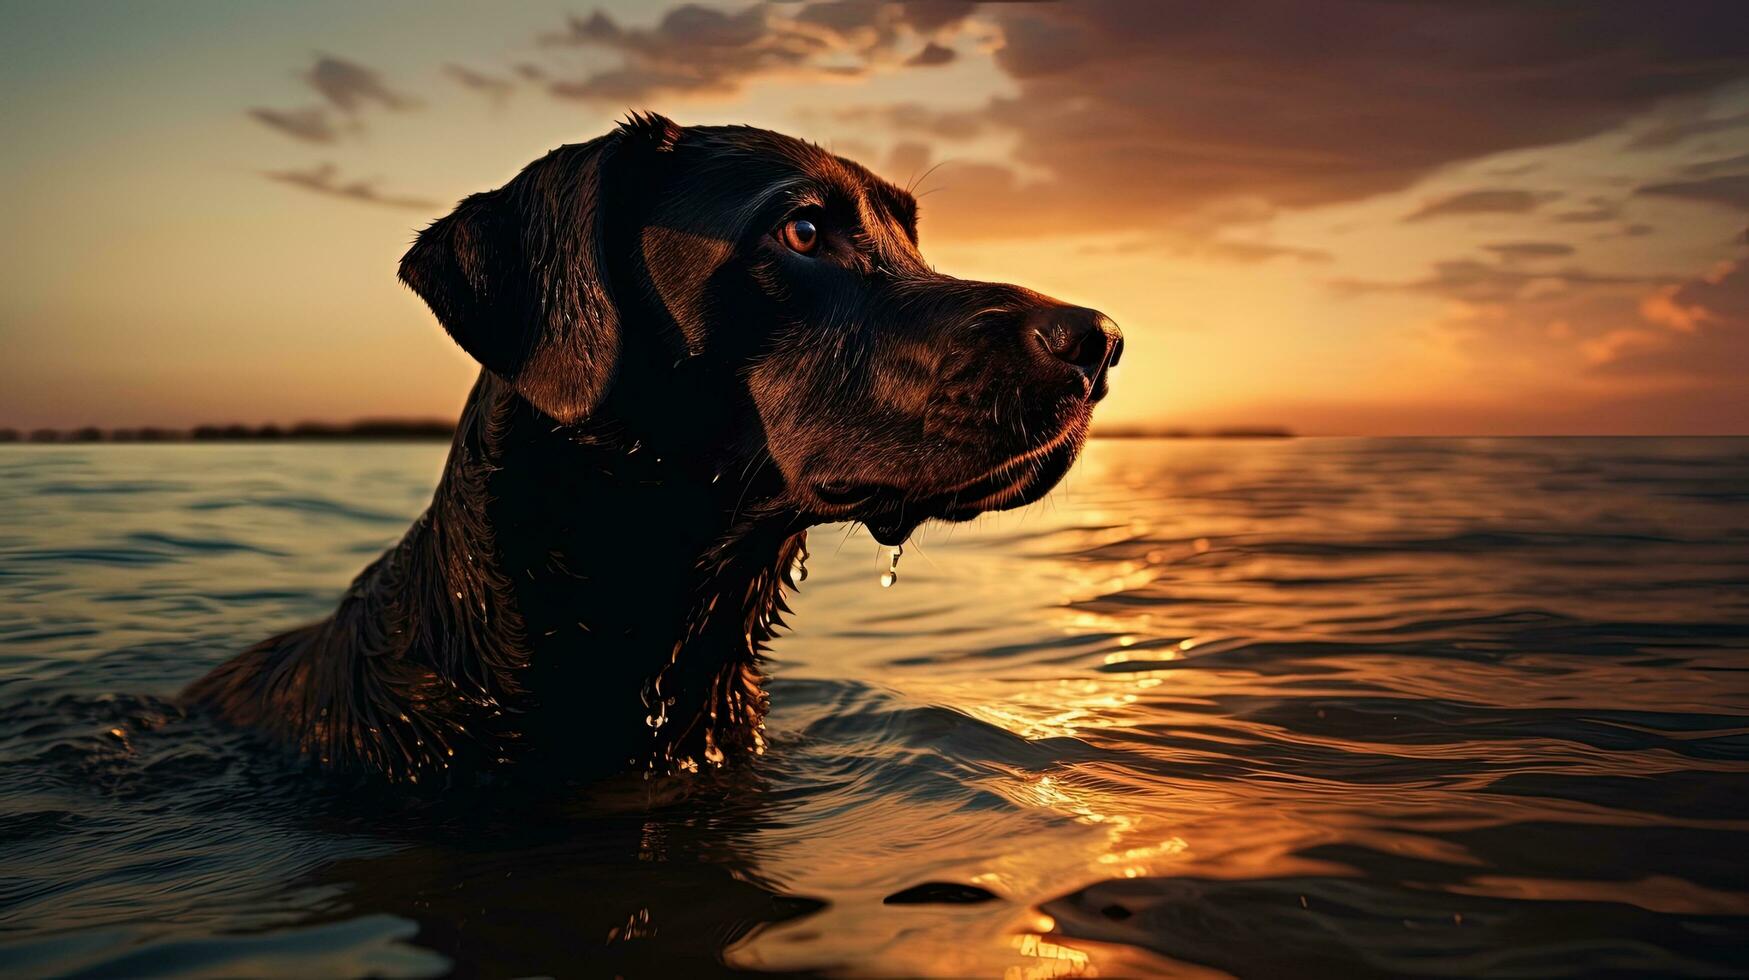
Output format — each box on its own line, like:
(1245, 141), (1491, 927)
(186, 114), (1121, 784)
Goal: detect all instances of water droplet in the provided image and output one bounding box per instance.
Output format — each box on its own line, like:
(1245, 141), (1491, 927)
(880, 544), (903, 588)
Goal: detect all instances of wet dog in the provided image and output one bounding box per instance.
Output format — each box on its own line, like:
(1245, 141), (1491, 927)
(186, 114), (1121, 783)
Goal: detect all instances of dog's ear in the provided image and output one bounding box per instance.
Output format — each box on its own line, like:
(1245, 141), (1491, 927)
(401, 119), (677, 423)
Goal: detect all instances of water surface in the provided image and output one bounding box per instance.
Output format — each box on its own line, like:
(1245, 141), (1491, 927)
(2, 439), (1747, 977)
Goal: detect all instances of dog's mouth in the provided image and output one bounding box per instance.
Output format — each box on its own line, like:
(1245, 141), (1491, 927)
(806, 418), (1089, 546)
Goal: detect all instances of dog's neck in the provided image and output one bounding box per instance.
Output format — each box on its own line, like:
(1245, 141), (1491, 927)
(475, 374), (808, 778)
(195, 372), (807, 783)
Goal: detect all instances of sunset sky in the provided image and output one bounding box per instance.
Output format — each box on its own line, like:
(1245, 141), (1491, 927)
(3, 1), (1747, 434)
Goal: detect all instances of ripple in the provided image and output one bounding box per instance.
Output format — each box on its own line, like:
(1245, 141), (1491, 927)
(3, 438), (1748, 976)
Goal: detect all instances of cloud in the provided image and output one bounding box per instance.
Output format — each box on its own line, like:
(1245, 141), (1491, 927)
(1636, 174), (1749, 210)
(898, 0), (981, 35)
(886, 140), (933, 180)
(491, 2), (1749, 241)
(1554, 197), (1624, 223)
(1078, 236), (1331, 263)
(539, 6), (818, 101)
(1403, 189), (1558, 223)
(443, 64), (514, 103)
(303, 54), (418, 113)
(262, 163), (436, 210)
(1483, 241), (1578, 261)
(1336, 257), (1661, 304)
(1627, 109), (1749, 149)
(813, 101), (989, 140)
(1598, 257), (1749, 379)
(906, 41), (957, 67)
(246, 106), (338, 144)
(248, 54), (417, 144)
(1198, 241), (1333, 264)
(1337, 243), (1747, 410)
(912, 1), (1749, 238)
(532, 3), (977, 102)
(1684, 153), (1749, 177)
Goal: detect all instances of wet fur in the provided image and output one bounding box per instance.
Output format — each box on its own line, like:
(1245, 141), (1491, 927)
(186, 114), (1116, 783)
(186, 376), (801, 781)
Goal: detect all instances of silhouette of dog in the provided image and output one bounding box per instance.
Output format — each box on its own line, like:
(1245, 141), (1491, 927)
(187, 114), (1121, 783)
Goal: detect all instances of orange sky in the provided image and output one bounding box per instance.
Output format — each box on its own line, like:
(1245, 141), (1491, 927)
(3, 1), (1747, 434)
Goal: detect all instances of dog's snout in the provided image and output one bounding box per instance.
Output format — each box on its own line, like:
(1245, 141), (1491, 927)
(1027, 306), (1123, 385)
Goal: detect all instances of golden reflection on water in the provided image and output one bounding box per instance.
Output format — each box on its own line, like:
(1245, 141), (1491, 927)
(5, 439), (1747, 976)
(735, 438), (1749, 975)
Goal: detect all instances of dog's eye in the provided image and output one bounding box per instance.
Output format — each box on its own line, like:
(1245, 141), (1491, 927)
(779, 218), (819, 255)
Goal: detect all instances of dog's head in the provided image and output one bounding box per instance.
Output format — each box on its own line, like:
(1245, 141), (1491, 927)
(400, 113), (1120, 545)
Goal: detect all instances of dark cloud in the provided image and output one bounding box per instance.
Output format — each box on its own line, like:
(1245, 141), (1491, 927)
(536, 5), (868, 101)
(246, 106), (338, 144)
(540, 11), (621, 45)
(1403, 189), (1558, 223)
(792, 0), (891, 39)
(248, 55), (416, 143)
(443, 64), (514, 103)
(1684, 152), (1749, 177)
(1627, 109), (1749, 149)
(1484, 241), (1578, 261)
(1636, 174), (1749, 210)
(906, 41), (957, 66)
(794, 1), (983, 42)
(532, 3), (981, 102)
(303, 54), (418, 113)
(898, 1), (981, 35)
(493, 2), (1749, 239)
(909, 1), (1749, 238)
(540, 6), (816, 100)
(262, 163), (436, 211)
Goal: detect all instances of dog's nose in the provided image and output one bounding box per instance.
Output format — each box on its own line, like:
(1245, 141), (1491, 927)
(1028, 306), (1123, 383)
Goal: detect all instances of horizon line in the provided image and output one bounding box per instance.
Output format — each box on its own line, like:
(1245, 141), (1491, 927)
(3, 420), (1746, 443)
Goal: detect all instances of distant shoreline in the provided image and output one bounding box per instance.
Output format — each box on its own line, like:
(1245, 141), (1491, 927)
(0, 420), (460, 443)
(1095, 426), (1295, 440)
(0, 421), (1297, 443)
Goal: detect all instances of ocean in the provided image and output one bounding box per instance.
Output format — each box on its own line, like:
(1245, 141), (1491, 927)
(2, 438), (1746, 977)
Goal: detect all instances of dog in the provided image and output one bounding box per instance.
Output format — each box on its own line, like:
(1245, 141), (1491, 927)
(185, 113), (1121, 784)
